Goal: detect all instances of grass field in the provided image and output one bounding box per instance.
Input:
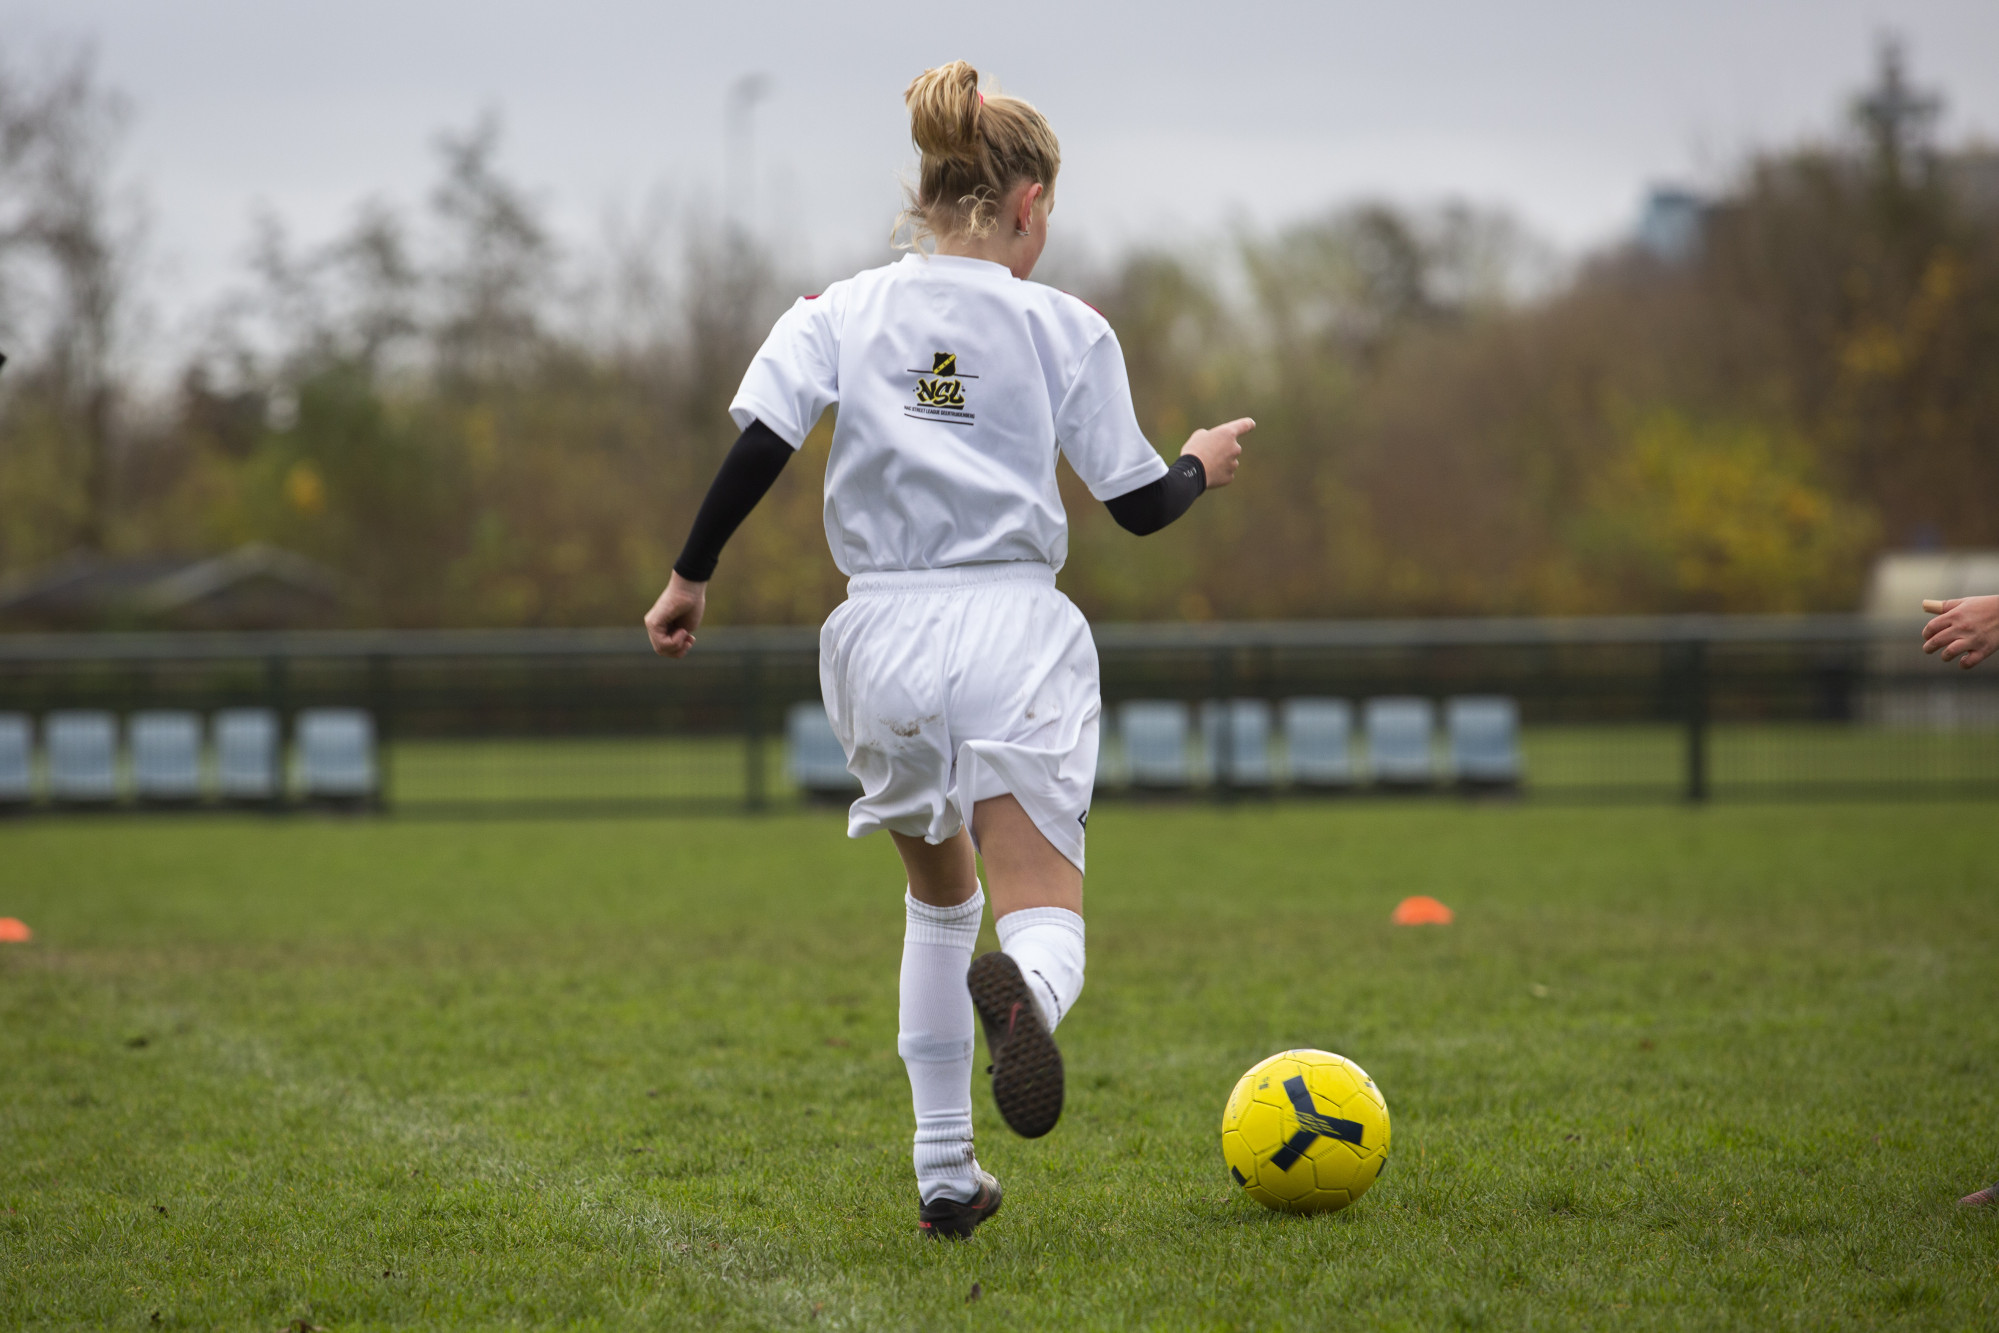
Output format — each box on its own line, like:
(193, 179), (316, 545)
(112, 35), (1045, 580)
(3, 803), (1997, 1330)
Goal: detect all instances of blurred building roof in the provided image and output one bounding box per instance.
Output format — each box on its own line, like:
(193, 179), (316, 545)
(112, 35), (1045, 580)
(0, 544), (342, 630)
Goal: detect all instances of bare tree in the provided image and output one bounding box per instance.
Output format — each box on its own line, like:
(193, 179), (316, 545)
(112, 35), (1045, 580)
(0, 45), (139, 552)
(429, 113), (555, 387)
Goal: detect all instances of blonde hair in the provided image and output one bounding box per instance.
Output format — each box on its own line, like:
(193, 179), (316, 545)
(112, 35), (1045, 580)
(897, 61), (1060, 248)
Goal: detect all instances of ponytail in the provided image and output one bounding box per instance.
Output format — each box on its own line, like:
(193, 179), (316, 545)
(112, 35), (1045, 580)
(897, 61), (1060, 248)
(906, 61), (983, 165)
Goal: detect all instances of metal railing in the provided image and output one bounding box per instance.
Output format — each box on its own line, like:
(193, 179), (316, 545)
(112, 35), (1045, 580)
(0, 615), (1991, 814)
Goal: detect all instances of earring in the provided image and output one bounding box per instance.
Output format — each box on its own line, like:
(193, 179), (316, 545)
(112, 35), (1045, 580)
(1015, 227), (1032, 238)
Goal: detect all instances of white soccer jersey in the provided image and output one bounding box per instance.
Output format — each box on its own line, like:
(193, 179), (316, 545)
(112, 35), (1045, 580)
(729, 253), (1169, 575)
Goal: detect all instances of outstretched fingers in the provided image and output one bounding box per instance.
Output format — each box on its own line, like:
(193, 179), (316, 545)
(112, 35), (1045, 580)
(1928, 624), (1995, 667)
(1922, 607), (1965, 652)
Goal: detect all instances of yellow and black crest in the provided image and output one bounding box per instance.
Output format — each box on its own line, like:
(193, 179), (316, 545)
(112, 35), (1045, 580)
(903, 350), (977, 424)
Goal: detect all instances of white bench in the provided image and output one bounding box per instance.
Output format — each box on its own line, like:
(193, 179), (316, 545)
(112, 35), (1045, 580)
(1447, 696), (1522, 789)
(215, 709), (281, 801)
(1281, 698), (1354, 788)
(295, 708), (377, 801)
(1364, 697), (1437, 788)
(1094, 708), (1125, 788)
(47, 711), (118, 802)
(1201, 699), (1272, 787)
(130, 711), (203, 801)
(787, 701), (859, 797)
(0, 713), (31, 804)
(1120, 701), (1192, 788)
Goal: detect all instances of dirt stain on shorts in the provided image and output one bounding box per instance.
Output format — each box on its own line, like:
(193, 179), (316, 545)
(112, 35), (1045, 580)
(883, 713), (941, 739)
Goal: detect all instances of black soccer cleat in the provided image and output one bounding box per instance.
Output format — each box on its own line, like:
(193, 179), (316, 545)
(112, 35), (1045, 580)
(968, 951), (1065, 1138)
(917, 1168), (1004, 1239)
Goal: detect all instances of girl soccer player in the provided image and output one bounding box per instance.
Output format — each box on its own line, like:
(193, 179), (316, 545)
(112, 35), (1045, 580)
(644, 60), (1253, 1238)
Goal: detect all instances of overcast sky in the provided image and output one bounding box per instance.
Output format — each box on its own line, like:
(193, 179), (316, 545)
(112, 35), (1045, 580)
(4, 0), (1996, 323)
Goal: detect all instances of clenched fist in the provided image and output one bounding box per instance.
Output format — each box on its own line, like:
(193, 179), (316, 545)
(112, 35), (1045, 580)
(644, 572), (707, 658)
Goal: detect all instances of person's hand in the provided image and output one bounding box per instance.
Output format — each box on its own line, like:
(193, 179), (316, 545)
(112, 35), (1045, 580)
(1179, 418), (1255, 489)
(1921, 595), (1999, 669)
(645, 572), (707, 658)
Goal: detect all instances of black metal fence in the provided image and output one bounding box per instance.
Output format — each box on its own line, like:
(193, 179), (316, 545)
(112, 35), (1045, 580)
(0, 615), (1992, 815)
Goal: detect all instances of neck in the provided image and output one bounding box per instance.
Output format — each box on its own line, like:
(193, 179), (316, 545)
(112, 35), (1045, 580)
(934, 232), (1035, 279)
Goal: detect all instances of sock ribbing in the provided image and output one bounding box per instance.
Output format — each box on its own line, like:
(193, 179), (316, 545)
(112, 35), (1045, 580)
(904, 888), (984, 946)
(996, 906), (1086, 1032)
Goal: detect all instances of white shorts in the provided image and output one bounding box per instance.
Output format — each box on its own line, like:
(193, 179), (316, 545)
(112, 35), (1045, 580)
(819, 562), (1099, 873)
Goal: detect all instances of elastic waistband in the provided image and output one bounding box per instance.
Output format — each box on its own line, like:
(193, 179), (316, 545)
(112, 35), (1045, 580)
(846, 562), (1057, 597)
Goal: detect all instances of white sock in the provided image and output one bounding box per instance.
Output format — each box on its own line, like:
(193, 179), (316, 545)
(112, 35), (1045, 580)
(996, 906), (1086, 1033)
(898, 886), (984, 1205)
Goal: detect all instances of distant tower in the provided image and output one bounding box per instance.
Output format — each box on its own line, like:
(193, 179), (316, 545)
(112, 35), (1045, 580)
(725, 73), (773, 236)
(1636, 186), (1707, 264)
(1852, 37), (1941, 181)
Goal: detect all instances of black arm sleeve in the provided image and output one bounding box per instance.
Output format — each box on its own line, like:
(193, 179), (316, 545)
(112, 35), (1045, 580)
(672, 419), (796, 581)
(1103, 454), (1208, 536)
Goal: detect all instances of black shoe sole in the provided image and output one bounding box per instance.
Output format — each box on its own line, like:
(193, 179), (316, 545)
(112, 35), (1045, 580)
(968, 952), (1064, 1138)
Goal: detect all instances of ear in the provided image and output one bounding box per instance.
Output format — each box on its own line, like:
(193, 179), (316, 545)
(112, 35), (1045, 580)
(1017, 182), (1044, 232)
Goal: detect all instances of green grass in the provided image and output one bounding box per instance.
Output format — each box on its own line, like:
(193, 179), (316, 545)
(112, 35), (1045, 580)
(389, 737), (763, 807)
(3, 803), (1997, 1330)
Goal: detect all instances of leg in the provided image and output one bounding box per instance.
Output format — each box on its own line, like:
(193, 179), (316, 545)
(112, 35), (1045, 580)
(965, 794), (1086, 1139)
(892, 828), (979, 907)
(972, 793), (1081, 917)
(889, 828), (984, 1208)
(974, 794), (1086, 1030)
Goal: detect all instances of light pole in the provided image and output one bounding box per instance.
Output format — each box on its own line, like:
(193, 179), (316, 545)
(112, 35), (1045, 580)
(725, 73), (773, 237)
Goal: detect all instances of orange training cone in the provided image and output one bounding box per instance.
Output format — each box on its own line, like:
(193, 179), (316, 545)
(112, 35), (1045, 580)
(1392, 896), (1453, 926)
(0, 918), (31, 943)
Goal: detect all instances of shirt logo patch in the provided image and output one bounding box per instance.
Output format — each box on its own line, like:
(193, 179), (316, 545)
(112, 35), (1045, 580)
(916, 378), (965, 407)
(905, 350), (978, 427)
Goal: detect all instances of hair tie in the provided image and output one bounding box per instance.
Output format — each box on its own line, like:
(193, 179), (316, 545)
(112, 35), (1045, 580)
(977, 92), (985, 106)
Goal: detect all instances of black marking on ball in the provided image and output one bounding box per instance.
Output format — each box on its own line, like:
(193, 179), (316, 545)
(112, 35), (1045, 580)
(1267, 1075), (1365, 1172)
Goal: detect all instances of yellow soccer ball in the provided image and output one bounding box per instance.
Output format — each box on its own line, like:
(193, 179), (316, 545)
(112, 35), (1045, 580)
(1220, 1049), (1391, 1214)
